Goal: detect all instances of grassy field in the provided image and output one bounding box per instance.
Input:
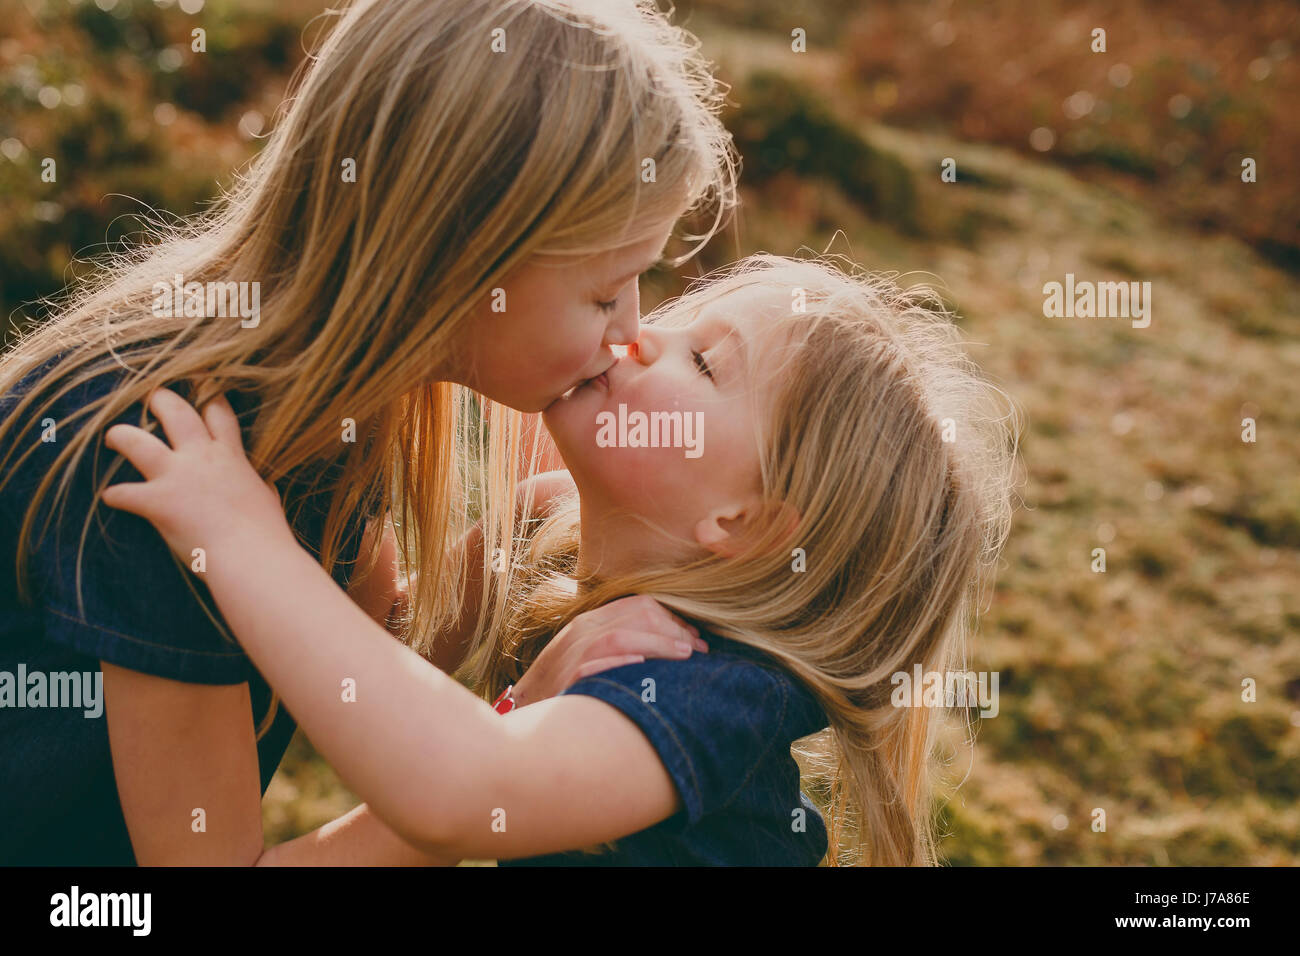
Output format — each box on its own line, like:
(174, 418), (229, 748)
(4, 0), (1297, 864)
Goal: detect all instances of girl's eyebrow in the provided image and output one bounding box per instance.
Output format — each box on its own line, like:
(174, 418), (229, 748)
(704, 320), (746, 383)
(606, 251), (666, 289)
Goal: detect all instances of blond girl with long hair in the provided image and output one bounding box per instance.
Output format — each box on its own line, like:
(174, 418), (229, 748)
(95, 254), (1021, 865)
(0, 0), (735, 865)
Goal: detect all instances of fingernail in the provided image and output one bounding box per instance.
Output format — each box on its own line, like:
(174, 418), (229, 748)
(674, 641), (693, 656)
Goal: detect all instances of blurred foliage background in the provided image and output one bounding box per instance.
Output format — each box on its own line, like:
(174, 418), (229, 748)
(2, 0), (1298, 864)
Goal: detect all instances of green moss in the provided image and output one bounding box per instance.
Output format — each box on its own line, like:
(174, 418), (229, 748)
(729, 71), (918, 233)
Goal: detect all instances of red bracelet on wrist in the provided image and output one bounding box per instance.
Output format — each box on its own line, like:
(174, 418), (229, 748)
(491, 684), (516, 715)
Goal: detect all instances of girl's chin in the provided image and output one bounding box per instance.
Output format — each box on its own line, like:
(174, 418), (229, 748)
(542, 379), (602, 421)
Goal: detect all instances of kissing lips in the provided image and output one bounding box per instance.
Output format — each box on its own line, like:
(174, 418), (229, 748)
(548, 370), (609, 410)
(577, 371), (609, 394)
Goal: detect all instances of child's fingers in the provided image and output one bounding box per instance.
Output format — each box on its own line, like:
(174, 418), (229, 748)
(574, 655), (645, 681)
(590, 628), (697, 662)
(145, 387), (210, 450)
(600, 595), (700, 640)
(104, 423), (173, 480)
(199, 391), (245, 451)
(99, 481), (151, 519)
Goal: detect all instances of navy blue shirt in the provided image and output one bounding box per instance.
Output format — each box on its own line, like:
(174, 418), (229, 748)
(501, 634), (830, 866)
(0, 356), (369, 864)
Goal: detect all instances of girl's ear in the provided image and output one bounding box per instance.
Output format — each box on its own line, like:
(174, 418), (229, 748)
(693, 507), (741, 556)
(694, 498), (801, 558)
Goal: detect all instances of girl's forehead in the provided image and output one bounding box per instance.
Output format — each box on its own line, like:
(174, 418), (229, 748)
(707, 288), (806, 352)
(661, 282), (787, 327)
(705, 295), (806, 383)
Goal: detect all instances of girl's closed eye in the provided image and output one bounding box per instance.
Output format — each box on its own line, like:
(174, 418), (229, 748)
(596, 297), (619, 313)
(692, 349), (714, 381)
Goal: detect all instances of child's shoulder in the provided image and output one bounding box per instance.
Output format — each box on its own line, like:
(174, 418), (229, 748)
(558, 630), (828, 767)
(696, 631), (828, 734)
(555, 630), (829, 843)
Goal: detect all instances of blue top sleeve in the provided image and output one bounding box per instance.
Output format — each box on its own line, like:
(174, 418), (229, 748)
(556, 638), (828, 826)
(4, 364), (366, 686)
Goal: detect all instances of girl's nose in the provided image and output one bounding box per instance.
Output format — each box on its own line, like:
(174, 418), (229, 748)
(607, 306), (639, 348)
(605, 282), (641, 347)
(630, 328), (661, 365)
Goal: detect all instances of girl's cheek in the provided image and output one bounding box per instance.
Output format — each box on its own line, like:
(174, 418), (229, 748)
(565, 336), (600, 376)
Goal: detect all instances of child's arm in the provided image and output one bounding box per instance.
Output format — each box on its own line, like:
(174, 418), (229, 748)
(346, 512), (405, 633)
(204, 487), (680, 859)
(257, 803), (462, 866)
(102, 389), (687, 859)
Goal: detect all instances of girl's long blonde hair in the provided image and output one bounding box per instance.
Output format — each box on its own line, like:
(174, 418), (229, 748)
(464, 254), (1023, 865)
(0, 0), (737, 736)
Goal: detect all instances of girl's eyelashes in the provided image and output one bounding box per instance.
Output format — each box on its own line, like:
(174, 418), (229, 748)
(692, 349), (714, 381)
(596, 297), (619, 313)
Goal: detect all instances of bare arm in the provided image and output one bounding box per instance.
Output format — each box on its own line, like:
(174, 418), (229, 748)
(256, 510), (455, 865)
(256, 803), (461, 866)
(261, 470), (700, 864)
(200, 530), (679, 859)
(345, 512), (403, 628)
(104, 662), (266, 865)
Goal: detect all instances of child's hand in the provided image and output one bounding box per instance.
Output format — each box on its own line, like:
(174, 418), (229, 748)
(100, 387), (293, 564)
(511, 595), (708, 706)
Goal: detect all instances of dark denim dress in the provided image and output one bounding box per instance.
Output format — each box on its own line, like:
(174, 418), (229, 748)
(500, 634), (831, 866)
(0, 357), (368, 864)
